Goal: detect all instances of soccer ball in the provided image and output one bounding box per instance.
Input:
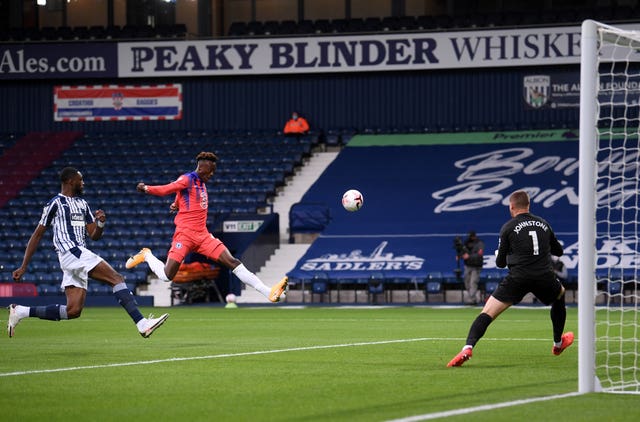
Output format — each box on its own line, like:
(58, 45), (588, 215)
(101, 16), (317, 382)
(342, 189), (364, 212)
(225, 293), (237, 303)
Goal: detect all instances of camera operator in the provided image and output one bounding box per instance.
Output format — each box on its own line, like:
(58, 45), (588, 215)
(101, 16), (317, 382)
(455, 231), (485, 305)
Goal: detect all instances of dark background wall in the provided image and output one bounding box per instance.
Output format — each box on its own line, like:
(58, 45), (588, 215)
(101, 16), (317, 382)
(0, 65), (579, 135)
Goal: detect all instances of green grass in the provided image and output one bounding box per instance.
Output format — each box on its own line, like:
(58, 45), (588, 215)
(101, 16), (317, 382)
(1, 306), (638, 421)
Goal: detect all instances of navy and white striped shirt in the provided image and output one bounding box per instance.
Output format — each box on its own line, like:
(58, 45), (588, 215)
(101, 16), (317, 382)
(39, 194), (94, 253)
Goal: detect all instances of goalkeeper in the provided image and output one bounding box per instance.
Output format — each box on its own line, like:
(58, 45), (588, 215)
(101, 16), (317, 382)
(447, 190), (573, 367)
(125, 151), (287, 303)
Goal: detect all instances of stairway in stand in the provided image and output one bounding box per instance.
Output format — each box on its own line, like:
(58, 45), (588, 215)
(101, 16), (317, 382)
(236, 243), (311, 304)
(236, 150), (339, 303)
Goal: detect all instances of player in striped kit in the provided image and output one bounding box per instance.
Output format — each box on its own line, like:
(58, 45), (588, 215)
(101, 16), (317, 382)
(8, 167), (168, 338)
(125, 151), (288, 302)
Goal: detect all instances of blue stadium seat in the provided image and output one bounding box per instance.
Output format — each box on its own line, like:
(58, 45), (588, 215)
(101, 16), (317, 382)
(313, 19), (332, 34)
(345, 18), (365, 33)
(30, 269), (56, 283)
(608, 280), (622, 295)
(484, 281), (499, 296)
(330, 18), (348, 33)
(246, 21), (264, 36)
(262, 20), (279, 35)
(325, 133), (341, 148)
(368, 272), (387, 304)
(38, 283), (62, 296)
(41, 26), (57, 40)
(89, 283), (112, 295)
(73, 26), (90, 40)
(105, 25), (122, 39)
(297, 20), (314, 34)
(426, 280), (444, 302)
(127, 270), (149, 285)
(231, 205), (257, 214)
(363, 17), (382, 32)
(479, 271), (504, 300)
(382, 16), (402, 31)
(57, 26), (74, 40)
(311, 279), (329, 303)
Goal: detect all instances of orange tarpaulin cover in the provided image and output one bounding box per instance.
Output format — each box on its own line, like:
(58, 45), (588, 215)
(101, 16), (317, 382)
(171, 262), (220, 284)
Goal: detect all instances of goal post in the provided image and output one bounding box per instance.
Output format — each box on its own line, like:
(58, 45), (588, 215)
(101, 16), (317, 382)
(578, 19), (598, 394)
(579, 20), (640, 394)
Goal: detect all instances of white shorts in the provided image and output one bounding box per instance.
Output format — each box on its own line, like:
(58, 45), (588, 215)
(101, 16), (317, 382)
(58, 246), (103, 290)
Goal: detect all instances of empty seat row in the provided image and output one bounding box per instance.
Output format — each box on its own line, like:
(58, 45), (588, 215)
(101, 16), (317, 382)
(0, 133), (21, 155)
(285, 271), (509, 304)
(0, 24), (187, 43)
(37, 281), (142, 296)
(228, 7), (639, 37)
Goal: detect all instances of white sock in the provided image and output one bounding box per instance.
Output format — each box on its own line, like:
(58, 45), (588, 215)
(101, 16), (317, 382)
(136, 318), (148, 332)
(145, 250), (170, 281)
(15, 305), (30, 319)
(232, 264), (270, 297)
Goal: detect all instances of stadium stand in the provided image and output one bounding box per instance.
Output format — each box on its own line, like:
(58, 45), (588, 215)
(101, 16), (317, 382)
(72, 26), (90, 40)
(225, 6), (640, 37)
(6, 5), (634, 43)
(367, 272), (388, 304)
(228, 21), (248, 36)
(0, 23), (190, 42)
(0, 133), (20, 156)
(0, 130), (314, 297)
(56, 26), (75, 40)
(88, 25), (107, 39)
(0, 131), (82, 208)
(286, 132), (579, 303)
(296, 20), (315, 34)
(309, 272), (330, 303)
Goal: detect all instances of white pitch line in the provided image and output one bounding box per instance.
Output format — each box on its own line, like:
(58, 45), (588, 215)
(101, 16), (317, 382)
(386, 391), (583, 421)
(0, 336), (558, 378)
(0, 337), (433, 378)
(3, 336), (581, 419)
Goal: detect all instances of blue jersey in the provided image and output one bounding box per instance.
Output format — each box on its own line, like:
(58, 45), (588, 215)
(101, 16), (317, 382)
(39, 194), (94, 253)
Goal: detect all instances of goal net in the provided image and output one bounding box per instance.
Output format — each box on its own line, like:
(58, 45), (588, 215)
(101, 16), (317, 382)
(579, 20), (640, 394)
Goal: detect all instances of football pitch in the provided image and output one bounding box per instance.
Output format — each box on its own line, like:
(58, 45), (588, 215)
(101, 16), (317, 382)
(1, 305), (638, 421)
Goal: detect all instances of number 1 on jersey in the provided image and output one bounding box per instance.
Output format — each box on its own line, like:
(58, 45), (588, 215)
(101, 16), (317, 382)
(528, 230), (539, 255)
